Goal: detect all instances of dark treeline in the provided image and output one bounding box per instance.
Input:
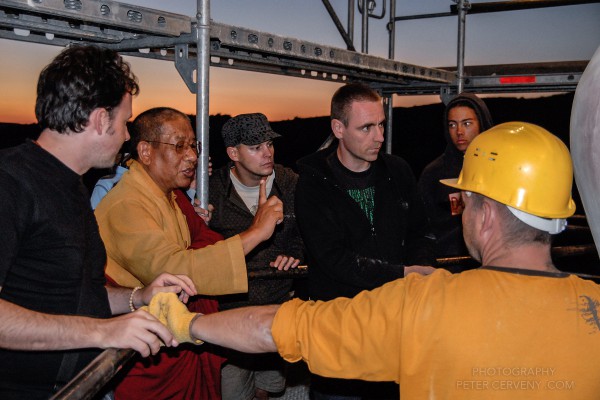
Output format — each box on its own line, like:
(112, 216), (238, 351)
(0, 93), (575, 193)
(211, 93), (576, 178)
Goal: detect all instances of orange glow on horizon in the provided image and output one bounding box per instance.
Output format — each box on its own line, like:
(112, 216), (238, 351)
(1, 40), (443, 125)
(0, 40), (341, 124)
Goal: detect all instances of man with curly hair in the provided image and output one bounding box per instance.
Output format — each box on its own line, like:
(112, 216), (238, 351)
(0, 45), (195, 400)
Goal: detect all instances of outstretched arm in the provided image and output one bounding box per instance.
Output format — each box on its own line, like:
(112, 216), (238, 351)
(0, 297), (177, 357)
(190, 304), (280, 353)
(0, 272), (194, 355)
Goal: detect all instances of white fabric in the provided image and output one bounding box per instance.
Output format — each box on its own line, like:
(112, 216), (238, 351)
(229, 168), (275, 215)
(465, 191), (567, 234)
(507, 206), (567, 234)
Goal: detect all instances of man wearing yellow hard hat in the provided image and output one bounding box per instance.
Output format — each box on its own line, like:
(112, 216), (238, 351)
(149, 122), (600, 399)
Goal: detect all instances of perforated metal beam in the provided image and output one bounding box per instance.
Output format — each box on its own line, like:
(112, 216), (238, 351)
(0, 0), (587, 95)
(0, 0), (190, 37)
(210, 22), (453, 84)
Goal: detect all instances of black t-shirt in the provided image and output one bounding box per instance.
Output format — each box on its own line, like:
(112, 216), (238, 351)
(327, 152), (379, 224)
(0, 141), (111, 399)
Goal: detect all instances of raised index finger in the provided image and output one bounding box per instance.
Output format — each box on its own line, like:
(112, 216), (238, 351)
(258, 179), (267, 206)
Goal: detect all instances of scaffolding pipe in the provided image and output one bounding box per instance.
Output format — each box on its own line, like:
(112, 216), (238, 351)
(361, 0), (369, 53)
(50, 349), (135, 400)
(322, 0), (356, 51)
(456, 0), (468, 94)
(388, 0), (396, 59)
(450, 0), (600, 14)
(385, 94), (393, 154)
(386, 0), (396, 155)
(348, 0), (355, 46)
(248, 243), (600, 278)
(393, 0), (599, 21)
(195, 0), (210, 208)
(394, 12), (455, 21)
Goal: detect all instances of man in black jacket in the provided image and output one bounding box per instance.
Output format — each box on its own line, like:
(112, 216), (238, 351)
(294, 83), (435, 399)
(209, 113), (304, 400)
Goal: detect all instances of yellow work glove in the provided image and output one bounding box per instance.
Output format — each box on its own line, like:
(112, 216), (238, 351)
(141, 292), (203, 345)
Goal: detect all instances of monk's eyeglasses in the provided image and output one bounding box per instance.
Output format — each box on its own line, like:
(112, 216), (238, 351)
(147, 140), (200, 155)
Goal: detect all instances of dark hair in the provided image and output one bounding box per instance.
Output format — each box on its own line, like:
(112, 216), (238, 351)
(448, 99), (476, 112)
(35, 45), (139, 134)
(330, 83), (381, 126)
(130, 107), (191, 160)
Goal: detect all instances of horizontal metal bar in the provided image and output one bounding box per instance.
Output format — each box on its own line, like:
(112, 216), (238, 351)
(1, 0), (190, 36)
(210, 22), (455, 84)
(248, 244), (599, 279)
(0, 1), (589, 99)
(209, 47), (413, 85)
(464, 72), (580, 88)
(393, 0), (599, 20)
(50, 348), (135, 400)
(450, 0), (600, 14)
(0, 10), (126, 42)
(0, 27), (72, 46)
(393, 11), (455, 21)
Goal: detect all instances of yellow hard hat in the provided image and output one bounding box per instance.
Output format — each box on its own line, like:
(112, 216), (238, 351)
(441, 122), (576, 222)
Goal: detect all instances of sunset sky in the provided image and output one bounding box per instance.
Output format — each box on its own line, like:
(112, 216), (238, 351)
(1, 1), (599, 124)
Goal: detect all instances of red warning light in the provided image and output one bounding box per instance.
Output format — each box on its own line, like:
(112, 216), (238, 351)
(499, 76), (536, 84)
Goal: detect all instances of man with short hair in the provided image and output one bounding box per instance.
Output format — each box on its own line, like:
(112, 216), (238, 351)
(209, 113), (304, 400)
(296, 83), (436, 302)
(294, 82), (435, 399)
(153, 121), (600, 399)
(0, 45), (195, 400)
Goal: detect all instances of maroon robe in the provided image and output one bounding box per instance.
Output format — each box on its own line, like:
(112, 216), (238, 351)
(110, 189), (226, 399)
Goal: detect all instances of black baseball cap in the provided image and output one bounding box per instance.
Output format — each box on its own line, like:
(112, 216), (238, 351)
(221, 113), (281, 147)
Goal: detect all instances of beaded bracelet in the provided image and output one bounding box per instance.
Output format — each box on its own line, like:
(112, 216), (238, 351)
(129, 286), (143, 312)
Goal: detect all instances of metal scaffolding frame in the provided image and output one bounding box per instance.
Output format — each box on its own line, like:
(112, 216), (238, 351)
(0, 2), (597, 398)
(0, 0), (588, 90)
(0, 0), (593, 205)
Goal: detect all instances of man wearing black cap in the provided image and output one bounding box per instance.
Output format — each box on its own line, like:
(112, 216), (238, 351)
(209, 113), (304, 400)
